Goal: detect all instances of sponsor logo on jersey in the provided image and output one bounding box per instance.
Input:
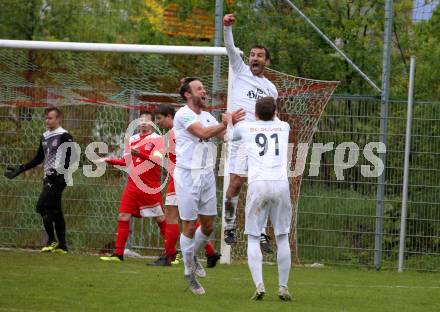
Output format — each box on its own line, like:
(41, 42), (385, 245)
(247, 87), (266, 100)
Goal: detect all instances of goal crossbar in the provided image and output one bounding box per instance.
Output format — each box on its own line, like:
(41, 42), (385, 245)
(0, 39), (227, 56)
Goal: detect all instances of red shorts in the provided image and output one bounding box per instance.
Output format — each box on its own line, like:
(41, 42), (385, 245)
(119, 185), (163, 218)
(164, 177), (178, 206)
(166, 177), (175, 196)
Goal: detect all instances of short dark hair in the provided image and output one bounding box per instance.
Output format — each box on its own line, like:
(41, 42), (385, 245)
(155, 104), (176, 118)
(45, 106), (61, 118)
(140, 110), (154, 119)
(250, 45), (270, 61)
(255, 97), (276, 121)
(179, 77), (199, 101)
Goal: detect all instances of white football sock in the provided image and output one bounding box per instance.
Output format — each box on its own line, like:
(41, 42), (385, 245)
(225, 196), (239, 230)
(180, 234), (195, 275)
(193, 226), (209, 255)
(247, 235), (263, 287)
(276, 234), (291, 287)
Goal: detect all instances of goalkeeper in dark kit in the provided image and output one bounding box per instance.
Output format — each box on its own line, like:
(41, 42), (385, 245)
(5, 107), (74, 254)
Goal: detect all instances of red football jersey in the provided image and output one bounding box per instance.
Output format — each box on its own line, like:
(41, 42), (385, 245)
(164, 128), (176, 195)
(166, 128), (176, 175)
(106, 132), (164, 194)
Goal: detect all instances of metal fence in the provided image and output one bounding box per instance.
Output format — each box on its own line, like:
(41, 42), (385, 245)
(1, 92), (439, 270)
(297, 94), (440, 271)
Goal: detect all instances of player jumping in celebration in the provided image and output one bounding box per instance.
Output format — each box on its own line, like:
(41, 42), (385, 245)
(223, 13), (278, 251)
(233, 97), (292, 301)
(174, 77), (243, 295)
(99, 112), (168, 262)
(151, 103), (221, 267)
(4, 107), (74, 254)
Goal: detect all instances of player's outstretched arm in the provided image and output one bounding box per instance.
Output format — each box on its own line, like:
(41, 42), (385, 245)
(130, 135), (165, 165)
(131, 147), (163, 166)
(187, 122), (226, 140)
(223, 13), (246, 73)
(103, 157), (126, 167)
(4, 139), (45, 179)
(187, 113), (230, 140)
(22, 139), (45, 171)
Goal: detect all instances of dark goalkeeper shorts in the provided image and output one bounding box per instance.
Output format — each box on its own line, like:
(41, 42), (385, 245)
(36, 176), (66, 215)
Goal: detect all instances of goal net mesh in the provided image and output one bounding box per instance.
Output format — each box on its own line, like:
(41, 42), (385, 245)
(0, 47), (337, 262)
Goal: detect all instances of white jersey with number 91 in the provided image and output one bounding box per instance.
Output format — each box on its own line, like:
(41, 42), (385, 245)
(232, 119), (290, 183)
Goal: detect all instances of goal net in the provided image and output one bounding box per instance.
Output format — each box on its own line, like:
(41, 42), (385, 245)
(0, 42), (338, 262)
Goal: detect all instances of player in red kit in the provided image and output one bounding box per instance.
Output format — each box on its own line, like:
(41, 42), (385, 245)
(99, 112), (168, 262)
(149, 104), (221, 268)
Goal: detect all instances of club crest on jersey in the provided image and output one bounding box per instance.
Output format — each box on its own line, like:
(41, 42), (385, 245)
(145, 143), (153, 150)
(52, 139), (58, 147)
(247, 87), (265, 100)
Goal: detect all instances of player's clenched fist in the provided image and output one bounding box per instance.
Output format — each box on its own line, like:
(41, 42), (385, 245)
(223, 14), (235, 26)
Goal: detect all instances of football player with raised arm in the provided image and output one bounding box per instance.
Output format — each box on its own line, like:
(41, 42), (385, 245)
(223, 13), (278, 252)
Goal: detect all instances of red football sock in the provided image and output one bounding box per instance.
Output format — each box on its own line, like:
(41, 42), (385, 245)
(157, 219), (167, 239)
(115, 220), (130, 256)
(204, 241), (216, 257)
(194, 220), (217, 257)
(164, 223), (180, 258)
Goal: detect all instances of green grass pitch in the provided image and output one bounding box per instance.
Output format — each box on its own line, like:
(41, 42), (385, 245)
(1, 250), (439, 312)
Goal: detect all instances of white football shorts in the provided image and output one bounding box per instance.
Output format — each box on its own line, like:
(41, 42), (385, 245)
(174, 167), (217, 221)
(227, 137), (248, 176)
(165, 194), (178, 206)
(244, 180), (292, 237)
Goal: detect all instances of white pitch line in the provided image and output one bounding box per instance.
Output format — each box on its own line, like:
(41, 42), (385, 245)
(295, 282), (440, 290)
(0, 308), (51, 312)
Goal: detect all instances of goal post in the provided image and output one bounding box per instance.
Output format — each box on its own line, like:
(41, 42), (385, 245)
(0, 40), (338, 264)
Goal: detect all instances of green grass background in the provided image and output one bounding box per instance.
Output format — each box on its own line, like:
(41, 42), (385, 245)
(1, 250), (439, 312)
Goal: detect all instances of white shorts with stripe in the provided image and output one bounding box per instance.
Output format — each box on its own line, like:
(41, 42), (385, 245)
(165, 193), (178, 206)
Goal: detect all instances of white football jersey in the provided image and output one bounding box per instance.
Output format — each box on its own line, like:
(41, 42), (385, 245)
(232, 119), (290, 183)
(224, 26), (278, 123)
(174, 105), (219, 170)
